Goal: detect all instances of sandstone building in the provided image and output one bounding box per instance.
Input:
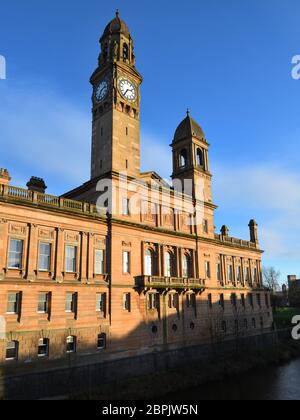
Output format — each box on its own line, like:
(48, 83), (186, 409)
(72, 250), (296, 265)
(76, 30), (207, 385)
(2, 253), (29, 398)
(0, 13), (272, 375)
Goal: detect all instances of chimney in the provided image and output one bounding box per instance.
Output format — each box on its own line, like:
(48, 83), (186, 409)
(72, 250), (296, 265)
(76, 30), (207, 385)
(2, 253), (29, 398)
(288, 275), (297, 285)
(221, 225), (229, 237)
(26, 177), (47, 194)
(249, 219), (259, 244)
(0, 168), (11, 186)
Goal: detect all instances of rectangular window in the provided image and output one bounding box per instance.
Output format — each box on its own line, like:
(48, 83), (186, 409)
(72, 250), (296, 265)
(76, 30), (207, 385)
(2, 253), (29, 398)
(227, 265), (233, 282)
(65, 245), (77, 273)
(66, 336), (76, 353)
(168, 293), (179, 310)
(37, 292), (50, 314)
(241, 294), (245, 309)
(6, 341), (18, 361)
(236, 266), (242, 283)
(244, 267), (250, 284)
(122, 198), (130, 216)
(38, 338), (49, 357)
(8, 239), (23, 269)
(257, 294), (261, 308)
(253, 267), (258, 283)
(205, 261), (211, 279)
(95, 249), (105, 275)
(123, 293), (131, 312)
(123, 251), (130, 274)
(203, 219), (209, 234)
(65, 292), (77, 314)
(148, 293), (160, 311)
(96, 293), (106, 315)
(208, 293), (213, 309)
(248, 293), (254, 308)
(186, 293), (196, 309)
(231, 293), (237, 309)
(219, 294), (225, 309)
(38, 242), (51, 271)
(7, 292), (21, 314)
(217, 262), (222, 283)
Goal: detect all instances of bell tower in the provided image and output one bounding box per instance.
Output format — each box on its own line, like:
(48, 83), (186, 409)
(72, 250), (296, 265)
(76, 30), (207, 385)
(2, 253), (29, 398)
(171, 112), (215, 235)
(90, 11), (143, 180)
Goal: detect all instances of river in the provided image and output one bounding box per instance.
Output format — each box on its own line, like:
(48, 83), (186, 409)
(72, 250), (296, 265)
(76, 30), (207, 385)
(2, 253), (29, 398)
(169, 359), (300, 400)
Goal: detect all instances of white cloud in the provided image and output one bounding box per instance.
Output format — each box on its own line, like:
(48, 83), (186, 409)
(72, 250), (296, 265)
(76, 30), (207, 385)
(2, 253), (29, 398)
(213, 162), (300, 271)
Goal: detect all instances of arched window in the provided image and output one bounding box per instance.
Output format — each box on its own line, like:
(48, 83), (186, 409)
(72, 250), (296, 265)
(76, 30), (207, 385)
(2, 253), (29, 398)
(182, 254), (191, 278)
(97, 333), (107, 350)
(123, 43), (129, 61)
(196, 148), (204, 167)
(145, 249), (154, 276)
(179, 149), (188, 168)
(66, 336), (76, 354)
(103, 43), (108, 61)
(164, 252), (174, 277)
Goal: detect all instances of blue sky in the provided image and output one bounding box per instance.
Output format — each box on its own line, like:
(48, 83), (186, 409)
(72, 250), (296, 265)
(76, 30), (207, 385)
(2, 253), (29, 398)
(1, 0), (300, 283)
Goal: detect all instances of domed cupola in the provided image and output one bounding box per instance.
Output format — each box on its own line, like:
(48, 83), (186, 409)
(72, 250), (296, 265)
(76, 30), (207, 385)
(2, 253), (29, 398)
(173, 111), (206, 144)
(97, 10), (136, 68)
(101, 10), (131, 41)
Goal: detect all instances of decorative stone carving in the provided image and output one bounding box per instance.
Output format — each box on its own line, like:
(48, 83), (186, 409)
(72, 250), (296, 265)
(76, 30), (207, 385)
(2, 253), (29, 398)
(9, 224), (26, 236)
(38, 228), (55, 240)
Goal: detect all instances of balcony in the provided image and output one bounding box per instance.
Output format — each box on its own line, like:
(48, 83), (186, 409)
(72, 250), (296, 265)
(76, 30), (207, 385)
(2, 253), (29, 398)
(136, 275), (206, 290)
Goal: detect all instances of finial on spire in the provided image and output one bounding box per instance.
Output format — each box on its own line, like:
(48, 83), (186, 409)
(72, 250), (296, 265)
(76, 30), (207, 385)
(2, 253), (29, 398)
(186, 108), (190, 117)
(116, 9), (120, 18)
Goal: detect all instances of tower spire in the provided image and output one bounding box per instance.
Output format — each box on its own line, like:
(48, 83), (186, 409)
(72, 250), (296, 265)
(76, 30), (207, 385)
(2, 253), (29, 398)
(116, 9), (119, 18)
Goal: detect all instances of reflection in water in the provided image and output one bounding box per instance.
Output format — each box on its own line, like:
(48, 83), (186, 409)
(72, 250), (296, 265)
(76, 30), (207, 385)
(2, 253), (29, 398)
(170, 359), (300, 400)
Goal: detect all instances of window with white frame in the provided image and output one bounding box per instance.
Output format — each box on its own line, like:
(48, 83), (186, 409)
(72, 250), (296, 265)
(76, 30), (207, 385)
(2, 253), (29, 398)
(168, 293), (179, 310)
(8, 239), (23, 269)
(95, 249), (105, 275)
(66, 336), (76, 353)
(123, 293), (131, 312)
(96, 293), (106, 315)
(205, 261), (211, 279)
(144, 249), (154, 276)
(38, 338), (49, 357)
(122, 251), (130, 274)
(217, 262), (223, 282)
(227, 264), (233, 282)
(148, 293), (160, 311)
(65, 292), (77, 314)
(38, 242), (51, 271)
(182, 254), (191, 278)
(37, 292), (50, 314)
(65, 245), (77, 273)
(164, 252), (172, 277)
(7, 292), (21, 314)
(6, 341), (18, 361)
(97, 333), (107, 350)
(122, 198), (130, 216)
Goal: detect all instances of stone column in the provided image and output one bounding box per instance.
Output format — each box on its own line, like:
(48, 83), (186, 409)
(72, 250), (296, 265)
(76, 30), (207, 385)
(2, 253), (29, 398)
(26, 223), (38, 282)
(80, 232), (88, 283)
(55, 228), (64, 282)
(87, 233), (94, 282)
(0, 219), (8, 280)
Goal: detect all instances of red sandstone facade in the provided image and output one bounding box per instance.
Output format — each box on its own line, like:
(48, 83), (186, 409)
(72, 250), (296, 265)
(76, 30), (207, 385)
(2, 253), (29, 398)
(0, 13), (272, 372)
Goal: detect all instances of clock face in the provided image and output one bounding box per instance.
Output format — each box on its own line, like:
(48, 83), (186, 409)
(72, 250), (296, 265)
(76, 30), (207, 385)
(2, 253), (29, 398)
(118, 78), (137, 102)
(95, 80), (109, 103)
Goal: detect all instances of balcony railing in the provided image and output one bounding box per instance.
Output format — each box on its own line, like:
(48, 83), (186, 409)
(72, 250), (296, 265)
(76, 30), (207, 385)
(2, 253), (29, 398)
(137, 275), (206, 290)
(0, 184), (106, 218)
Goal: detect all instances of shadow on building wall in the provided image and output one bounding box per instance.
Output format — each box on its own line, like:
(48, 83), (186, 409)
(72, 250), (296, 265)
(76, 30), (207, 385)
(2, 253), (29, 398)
(0, 298), (273, 400)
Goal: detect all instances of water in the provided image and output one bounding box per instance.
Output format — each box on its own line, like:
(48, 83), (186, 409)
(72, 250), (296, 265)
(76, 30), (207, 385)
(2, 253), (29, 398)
(169, 359), (300, 400)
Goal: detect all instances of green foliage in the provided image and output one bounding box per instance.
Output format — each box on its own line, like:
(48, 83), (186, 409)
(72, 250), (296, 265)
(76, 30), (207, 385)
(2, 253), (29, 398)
(274, 307), (300, 329)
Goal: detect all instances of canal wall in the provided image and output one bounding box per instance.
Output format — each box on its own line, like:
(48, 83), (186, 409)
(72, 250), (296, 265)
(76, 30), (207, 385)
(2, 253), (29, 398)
(0, 329), (291, 400)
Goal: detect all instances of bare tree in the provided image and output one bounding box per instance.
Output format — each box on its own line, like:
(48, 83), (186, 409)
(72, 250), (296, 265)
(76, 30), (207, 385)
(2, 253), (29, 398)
(262, 266), (281, 292)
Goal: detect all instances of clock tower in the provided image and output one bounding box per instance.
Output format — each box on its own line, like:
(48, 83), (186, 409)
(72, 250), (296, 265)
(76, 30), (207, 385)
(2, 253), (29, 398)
(90, 11), (143, 180)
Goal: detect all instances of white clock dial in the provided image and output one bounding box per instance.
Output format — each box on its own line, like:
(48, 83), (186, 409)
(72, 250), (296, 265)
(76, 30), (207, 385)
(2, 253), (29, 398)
(118, 78), (137, 102)
(95, 80), (109, 103)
